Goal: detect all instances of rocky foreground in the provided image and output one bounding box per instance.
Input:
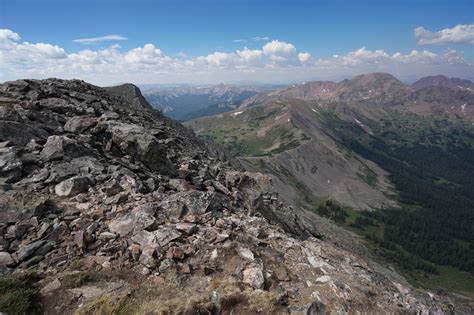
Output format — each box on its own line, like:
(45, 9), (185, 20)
(0, 79), (465, 314)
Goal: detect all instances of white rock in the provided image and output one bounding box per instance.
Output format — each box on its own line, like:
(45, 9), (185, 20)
(316, 275), (332, 283)
(237, 247), (255, 260)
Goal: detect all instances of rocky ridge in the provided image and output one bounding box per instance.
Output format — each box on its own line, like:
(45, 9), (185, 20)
(0, 78), (458, 313)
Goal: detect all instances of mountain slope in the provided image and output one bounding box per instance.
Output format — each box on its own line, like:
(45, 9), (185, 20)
(187, 98), (396, 210)
(412, 75), (474, 91)
(1, 78), (462, 313)
(187, 73), (474, 297)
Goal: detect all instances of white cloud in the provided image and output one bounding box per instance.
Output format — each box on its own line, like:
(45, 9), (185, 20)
(298, 52), (311, 63)
(236, 47), (263, 64)
(414, 24), (474, 45)
(197, 51), (236, 67)
(0, 28), (472, 85)
(262, 40), (296, 56)
(125, 44), (168, 64)
(253, 36), (270, 41)
(392, 49), (437, 63)
(232, 39), (246, 43)
(342, 47), (389, 65)
(73, 35), (128, 45)
(0, 29), (21, 47)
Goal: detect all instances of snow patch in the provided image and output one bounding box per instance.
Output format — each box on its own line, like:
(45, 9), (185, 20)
(233, 111), (243, 116)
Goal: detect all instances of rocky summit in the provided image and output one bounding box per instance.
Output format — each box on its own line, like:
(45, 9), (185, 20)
(0, 78), (461, 314)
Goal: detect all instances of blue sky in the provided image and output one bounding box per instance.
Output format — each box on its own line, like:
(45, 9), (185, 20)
(1, 0), (473, 85)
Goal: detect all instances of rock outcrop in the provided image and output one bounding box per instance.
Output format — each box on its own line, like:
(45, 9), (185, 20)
(0, 78), (461, 313)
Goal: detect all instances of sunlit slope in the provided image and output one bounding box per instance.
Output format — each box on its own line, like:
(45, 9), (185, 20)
(186, 97), (396, 210)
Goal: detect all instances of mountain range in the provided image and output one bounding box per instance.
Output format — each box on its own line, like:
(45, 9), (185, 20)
(186, 73), (474, 298)
(0, 75), (473, 313)
(142, 84), (283, 121)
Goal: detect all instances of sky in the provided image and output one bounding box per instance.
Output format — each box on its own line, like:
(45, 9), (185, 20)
(0, 0), (473, 85)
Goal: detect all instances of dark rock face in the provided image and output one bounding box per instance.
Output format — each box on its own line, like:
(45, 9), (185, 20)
(0, 78), (454, 314)
(105, 83), (154, 112)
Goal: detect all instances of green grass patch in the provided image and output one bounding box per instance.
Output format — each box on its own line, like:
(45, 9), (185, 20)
(62, 271), (97, 289)
(409, 266), (474, 297)
(0, 271), (40, 315)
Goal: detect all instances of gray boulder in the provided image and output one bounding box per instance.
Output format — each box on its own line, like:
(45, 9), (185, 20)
(104, 122), (176, 175)
(64, 116), (98, 134)
(40, 135), (92, 162)
(54, 176), (91, 197)
(108, 204), (157, 236)
(0, 252), (14, 267)
(16, 240), (46, 262)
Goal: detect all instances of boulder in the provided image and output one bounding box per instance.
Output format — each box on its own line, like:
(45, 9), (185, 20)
(237, 247), (255, 260)
(40, 135), (91, 162)
(16, 240), (46, 262)
(131, 228), (181, 248)
(159, 191), (223, 217)
(315, 275), (332, 283)
(54, 176), (91, 197)
(0, 252), (14, 267)
(0, 147), (22, 174)
(40, 136), (73, 162)
(104, 122), (176, 174)
(108, 206), (157, 236)
(0, 193), (50, 224)
(40, 278), (62, 296)
(175, 222), (198, 235)
(64, 116), (97, 134)
(69, 157), (104, 175)
(243, 264), (265, 290)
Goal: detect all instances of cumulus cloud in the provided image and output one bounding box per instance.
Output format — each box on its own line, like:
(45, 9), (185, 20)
(0, 28), (472, 85)
(125, 44), (169, 64)
(0, 29), (21, 47)
(262, 40), (296, 56)
(236, 47), (264, 64)
(319, 47), (454, 67)
(414, 24), (474, 45)
(298, 52), (311, 63)
(197, 51), (236, 67)
(232, 39), (246, 43)
(73, 34), (128, 45)
(392, 49), (437, 63)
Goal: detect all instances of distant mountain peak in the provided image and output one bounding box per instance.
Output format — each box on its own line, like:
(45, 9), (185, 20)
(346, 72), (403, 85)
(412, 75), (474, 90)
